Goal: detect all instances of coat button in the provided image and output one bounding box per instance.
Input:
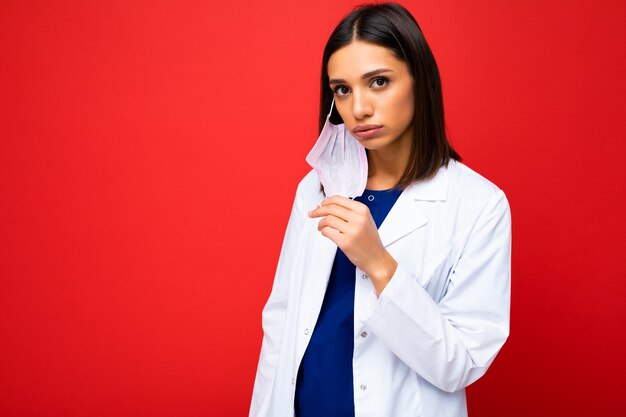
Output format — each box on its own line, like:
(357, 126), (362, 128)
(360, 384), (367, 390)
(304, 328), (309, 335)
(368, 195), (374, 201)
(360, 331), (368, 338)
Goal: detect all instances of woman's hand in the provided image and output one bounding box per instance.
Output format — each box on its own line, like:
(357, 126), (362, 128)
(308, 195), (398, 295)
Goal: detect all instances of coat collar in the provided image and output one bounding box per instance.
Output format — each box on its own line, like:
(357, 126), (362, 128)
(402, 161), (450, 202)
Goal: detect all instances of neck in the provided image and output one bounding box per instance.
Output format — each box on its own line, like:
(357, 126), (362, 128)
(366, 131), (412, 189)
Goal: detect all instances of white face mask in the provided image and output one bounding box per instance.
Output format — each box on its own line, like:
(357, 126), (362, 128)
(305, 97), (368, 198)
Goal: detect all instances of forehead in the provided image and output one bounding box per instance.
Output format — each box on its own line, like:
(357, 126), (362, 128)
(327, 40), (406, 79)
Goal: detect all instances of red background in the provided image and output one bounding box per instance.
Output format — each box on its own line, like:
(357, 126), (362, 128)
(1, 1), (625, 416)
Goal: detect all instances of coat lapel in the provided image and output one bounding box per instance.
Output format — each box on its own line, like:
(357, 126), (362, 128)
(378, 162), (450, 246)
(377, 189), (427, 247)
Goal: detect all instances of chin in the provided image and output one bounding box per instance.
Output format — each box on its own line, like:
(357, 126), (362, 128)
(359, 138), (390, 151)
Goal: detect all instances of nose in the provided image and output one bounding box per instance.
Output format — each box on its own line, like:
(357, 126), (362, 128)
(351, 90), (373, 120)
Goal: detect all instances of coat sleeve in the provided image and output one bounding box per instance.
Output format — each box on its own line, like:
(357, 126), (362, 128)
(249, 187), (305, 416)
(359, 188), (512, 393)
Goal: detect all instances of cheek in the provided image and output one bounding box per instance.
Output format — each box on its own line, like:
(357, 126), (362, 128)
(336, 103), (351, 125)
(391, 88), (414, 128)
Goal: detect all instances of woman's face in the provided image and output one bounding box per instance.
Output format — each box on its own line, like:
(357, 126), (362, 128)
(327, 40), (415, 152)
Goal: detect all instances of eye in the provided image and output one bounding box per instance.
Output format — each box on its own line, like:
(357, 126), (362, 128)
(332, 85), (350, 96)
(371, 77), (389, 88)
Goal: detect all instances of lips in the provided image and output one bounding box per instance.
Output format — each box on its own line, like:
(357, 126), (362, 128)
(352, 124), (383, 139)
(353, 124), (383, 133)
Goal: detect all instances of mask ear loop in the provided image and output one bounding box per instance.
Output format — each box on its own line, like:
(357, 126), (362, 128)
(327, 97), (335, 119)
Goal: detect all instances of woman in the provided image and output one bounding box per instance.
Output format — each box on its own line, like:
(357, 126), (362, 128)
(249, 3), (511, 417)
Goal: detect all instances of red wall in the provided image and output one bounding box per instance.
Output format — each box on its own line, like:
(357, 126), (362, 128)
(1, 1), (624, 416)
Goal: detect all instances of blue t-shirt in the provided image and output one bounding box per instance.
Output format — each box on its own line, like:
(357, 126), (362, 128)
(294, 187), (403, 417)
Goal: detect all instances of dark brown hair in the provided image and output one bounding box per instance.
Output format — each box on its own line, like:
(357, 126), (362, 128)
(319, 2), (461, 191)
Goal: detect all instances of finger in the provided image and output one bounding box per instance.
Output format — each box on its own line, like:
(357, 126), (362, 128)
(318, 214), (350, 234)
(320, 225), (346, 247)
(309, 203), (354, 222)
(320, 195), (364, 211)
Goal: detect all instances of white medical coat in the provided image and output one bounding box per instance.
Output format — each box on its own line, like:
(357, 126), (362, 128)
(249, 160), (512, 417)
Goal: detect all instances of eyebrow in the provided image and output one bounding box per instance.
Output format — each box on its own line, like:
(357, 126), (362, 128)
(328, 68), (394, 85)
